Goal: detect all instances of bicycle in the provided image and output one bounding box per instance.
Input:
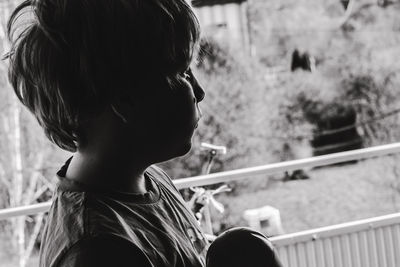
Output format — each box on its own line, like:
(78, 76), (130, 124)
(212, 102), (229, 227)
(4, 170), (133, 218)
(187, 143), (231, 240)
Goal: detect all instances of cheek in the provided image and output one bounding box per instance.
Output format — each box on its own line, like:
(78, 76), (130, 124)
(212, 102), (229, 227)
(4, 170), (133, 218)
(169, 86), (196, 116)
(146, 82), (197, 129)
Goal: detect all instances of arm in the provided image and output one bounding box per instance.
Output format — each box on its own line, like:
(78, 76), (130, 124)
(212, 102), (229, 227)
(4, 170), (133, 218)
(58, 235), (152, 267)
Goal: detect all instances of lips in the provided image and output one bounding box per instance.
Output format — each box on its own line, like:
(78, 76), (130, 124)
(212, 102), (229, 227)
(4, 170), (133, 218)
(195, 118), (200, 128)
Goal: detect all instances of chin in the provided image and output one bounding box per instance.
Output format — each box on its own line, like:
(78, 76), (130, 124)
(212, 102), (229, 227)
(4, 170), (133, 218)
(177, 141), (193, 156)
(155, 142), (193, 164)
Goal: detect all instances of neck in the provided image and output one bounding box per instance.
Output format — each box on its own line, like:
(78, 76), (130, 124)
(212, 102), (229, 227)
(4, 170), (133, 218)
(65, 147), (149, 194)
(65, 107), (155, 194)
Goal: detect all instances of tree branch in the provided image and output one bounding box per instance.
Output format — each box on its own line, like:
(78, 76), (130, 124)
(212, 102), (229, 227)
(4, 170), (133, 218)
(38, 175), (55, 192)
(23, 153), (44, 205)
(343, 0), (400, 27)
(23, 213), (44, 265)
(337, 0), (356, 27)
(0, 162), (11, 188)
(30, 184), (50, 204)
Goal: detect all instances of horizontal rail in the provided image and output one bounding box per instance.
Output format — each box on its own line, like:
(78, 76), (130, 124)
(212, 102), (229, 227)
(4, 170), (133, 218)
(0, 202), (51, 220)
(1, 143), (400, 220)
(174, 142), (400, 189)
(270, 213), (400, 267)
(269, 212), (400, 246)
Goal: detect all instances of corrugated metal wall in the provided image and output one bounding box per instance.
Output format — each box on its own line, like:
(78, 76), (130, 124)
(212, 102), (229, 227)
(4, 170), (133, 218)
(193, 2), (250, 51)
(271, 214), (400, 267)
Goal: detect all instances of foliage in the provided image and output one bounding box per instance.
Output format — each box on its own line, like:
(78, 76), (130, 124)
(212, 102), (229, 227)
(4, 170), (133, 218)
(160, 0), (400, 232)
(0, 2), (68, 266)
(161, 38), (265, 178)
(1, 0), (400, 261)
(159, 37), (304, 184)
(250, 0), (400, 146)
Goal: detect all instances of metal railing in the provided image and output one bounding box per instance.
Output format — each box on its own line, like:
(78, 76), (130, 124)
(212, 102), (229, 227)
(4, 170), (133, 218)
(2, 142), (400, 220)
(174, 142), (400, 189)
(1, 143), (400, 267)
(271, 213), (400, 267)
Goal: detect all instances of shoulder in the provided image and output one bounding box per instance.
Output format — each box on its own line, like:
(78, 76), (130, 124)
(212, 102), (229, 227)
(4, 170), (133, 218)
(147, 165), (178, 190)
(40, 190), (87, 265)
(147, 165), (170, 180)
(41, 189), (132, 266)
(43, 187), (110, 241)
(58, 234), (152, 267)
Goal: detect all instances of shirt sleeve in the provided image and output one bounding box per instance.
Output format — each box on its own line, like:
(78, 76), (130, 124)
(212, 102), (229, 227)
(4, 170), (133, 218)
(58, 234), (152, 267)
(149, 165), (178, 189)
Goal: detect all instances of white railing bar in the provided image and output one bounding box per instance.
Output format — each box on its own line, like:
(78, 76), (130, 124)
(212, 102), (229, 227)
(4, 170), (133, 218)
(174, 142), (400, 189)
(1, 143), (400, 220)
(0, 202), (51, 220)
(270, 212), (400, 247)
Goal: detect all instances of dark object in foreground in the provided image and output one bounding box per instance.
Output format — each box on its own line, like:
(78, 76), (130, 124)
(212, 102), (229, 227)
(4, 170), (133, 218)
(206, 227), (283, 267)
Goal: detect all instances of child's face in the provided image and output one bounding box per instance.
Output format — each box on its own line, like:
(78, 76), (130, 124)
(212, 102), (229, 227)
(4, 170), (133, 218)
(132, 68), (205, 161)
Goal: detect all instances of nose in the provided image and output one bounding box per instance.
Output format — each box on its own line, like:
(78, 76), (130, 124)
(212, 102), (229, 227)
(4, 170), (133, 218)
(188, 69), (205, 103)
(194, 81), (205, 103)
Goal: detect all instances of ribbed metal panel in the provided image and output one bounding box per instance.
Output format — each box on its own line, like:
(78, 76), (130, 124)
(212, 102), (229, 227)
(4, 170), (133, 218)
(271, 214), (400, 267)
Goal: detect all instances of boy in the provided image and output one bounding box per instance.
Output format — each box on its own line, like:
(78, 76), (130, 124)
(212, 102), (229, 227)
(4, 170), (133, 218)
(7, 0), (283, 266)
(7, 0), (206, 266)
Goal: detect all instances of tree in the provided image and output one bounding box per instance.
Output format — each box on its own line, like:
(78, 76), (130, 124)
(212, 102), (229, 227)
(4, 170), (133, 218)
(169, 0), (400, 232)
(160, 37), (278, 179)
(247, 0), (400, 147)
(0, 2), (67, 266)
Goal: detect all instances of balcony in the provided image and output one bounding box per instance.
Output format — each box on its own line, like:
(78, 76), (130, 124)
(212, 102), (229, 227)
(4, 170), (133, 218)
(1, 143), (400, 266)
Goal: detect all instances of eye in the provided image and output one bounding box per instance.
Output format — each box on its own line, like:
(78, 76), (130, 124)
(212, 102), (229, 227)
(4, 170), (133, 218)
(180, 70), (191, 80)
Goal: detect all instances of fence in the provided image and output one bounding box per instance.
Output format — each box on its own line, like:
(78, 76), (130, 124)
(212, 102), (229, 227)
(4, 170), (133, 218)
(1, 143), (400, 266)
(271, 213), (400, 267)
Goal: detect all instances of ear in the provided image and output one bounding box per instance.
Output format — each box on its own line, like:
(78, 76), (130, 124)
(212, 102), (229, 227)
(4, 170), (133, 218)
(110, 95), (135, 124)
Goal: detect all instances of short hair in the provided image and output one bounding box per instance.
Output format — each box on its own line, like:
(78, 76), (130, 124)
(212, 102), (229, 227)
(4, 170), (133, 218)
(6, 0), (200, 151)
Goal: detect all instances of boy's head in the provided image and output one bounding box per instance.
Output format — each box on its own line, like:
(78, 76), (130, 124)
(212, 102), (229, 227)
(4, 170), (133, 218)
(6, 0), (201, 152)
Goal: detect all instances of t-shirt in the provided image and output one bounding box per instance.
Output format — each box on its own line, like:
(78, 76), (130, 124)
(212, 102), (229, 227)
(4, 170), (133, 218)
(39, 159), (208, 267)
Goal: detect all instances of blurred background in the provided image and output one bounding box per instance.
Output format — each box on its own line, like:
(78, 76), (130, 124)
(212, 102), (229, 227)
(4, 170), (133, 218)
(1, 0), (400, 266)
